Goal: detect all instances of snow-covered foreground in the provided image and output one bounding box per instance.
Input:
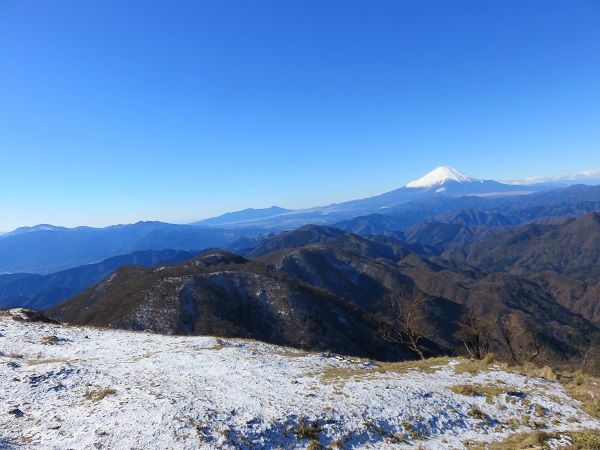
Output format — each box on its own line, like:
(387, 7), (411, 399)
(1, 310), (598, 449)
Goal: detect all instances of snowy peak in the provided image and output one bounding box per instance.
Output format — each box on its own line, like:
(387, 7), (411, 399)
(406, 166), (482, 188)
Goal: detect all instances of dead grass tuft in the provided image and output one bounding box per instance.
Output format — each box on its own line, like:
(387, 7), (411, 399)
(566, 429), (600, 448)
(84, 387), (117, 402)
(451, 383), (506, 404)
(402, 421), (426, 440)
(319, 356), (459, 383)
(467, 407), (490, 426)
(559, 371), (600, 419)
(514, 363), (558, 381)
(452, 384), (481, 396)
(469, 430), (559, 449)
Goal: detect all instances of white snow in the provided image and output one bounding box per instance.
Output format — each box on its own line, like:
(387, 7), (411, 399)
(406, 167), (482, 188)
(1, 310), (598, 449)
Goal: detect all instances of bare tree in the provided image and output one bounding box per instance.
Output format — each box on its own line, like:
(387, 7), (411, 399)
(499, 313), (518, 362)
(455, 309), (496, 360)
(582, 343), (600, 374)
(524, 329), (542, 362)
(379, 291), (432, 360)
(498, 312), (544, 364)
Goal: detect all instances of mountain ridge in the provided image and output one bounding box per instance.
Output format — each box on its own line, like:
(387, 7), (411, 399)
(191, 206), (292, 227)
(0, 221), (266, 275)
(3, 169), (600, 277)
(190, 166), (552, 229)
(47, 223), (600, 367)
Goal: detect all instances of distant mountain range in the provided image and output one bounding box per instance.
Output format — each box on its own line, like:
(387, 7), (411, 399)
(0, 221), (266, 274)
(190, 206), (292, 227)
(2, 166), (600, 277)
(0, 249), (200, 311)
(2, 165), (600, 371)
(192, 166), (560, 229)
(50, 214), (600, 367)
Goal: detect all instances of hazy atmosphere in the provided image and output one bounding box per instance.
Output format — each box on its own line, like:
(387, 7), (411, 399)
(1, 0), (599, 231)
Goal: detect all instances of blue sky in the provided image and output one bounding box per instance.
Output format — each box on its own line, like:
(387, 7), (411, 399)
(1, 0), (599, 231)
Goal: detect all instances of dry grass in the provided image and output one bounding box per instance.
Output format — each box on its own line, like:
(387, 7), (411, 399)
(401, 420), (427, 440)
(467, 407), (490, 426)
(559, 371), (600, 419)
(272, 348), (311, 358)
(25, 358), (68, 366)
(40, 335), (62, 345)
(565, 430), (600, 449)
(451, 383), (507, 404)
(307, 440), (323, 450)
(453, 357), (496, 375)
(451, 384), (481, 396)
(326, 439), (345, 449)
(84, 387), (117, 402)
(469, 430), (556, 449)
(293, 419), (323, 441)
(37, 334), (72, 345)
(318, 356), (463, 383)
(378, 356), (456, 374)
(525, 364), (559, 382)
(484, 359), (560, 382)
(506, 417), (521, 429)
(471, 429), (600, 450)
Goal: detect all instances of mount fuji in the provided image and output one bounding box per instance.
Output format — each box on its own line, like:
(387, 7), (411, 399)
(406, 166), (483, 189)
(400, 166), (539, 196)
(195, 166), (547, 229)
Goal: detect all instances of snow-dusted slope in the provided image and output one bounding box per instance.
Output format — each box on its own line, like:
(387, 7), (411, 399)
(406, 167), (482, 188)
(1, 309), (597, 449)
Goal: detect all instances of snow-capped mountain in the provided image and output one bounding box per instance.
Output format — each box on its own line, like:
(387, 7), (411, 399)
(192, 167), (546, 229)
(406, 166), (483, 188)
(398, 166), (534, 197)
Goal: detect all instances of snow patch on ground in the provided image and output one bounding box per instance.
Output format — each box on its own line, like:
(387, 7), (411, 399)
(0, 311), (597, 449)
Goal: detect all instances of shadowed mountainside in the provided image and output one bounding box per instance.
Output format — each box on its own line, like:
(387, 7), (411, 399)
(0, 249), (200, 311)
(48, 224), (600, 367)
(49, 250), (416, 360)
(442, 212), (600, 323)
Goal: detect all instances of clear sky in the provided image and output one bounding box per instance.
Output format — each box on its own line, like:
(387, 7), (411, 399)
(1, 0), (599, 231)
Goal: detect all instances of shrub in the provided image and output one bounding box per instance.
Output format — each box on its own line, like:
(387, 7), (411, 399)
(307, 440), (323, 450)
(402, 421), (426, 440)
(294, 418), (323, 441)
